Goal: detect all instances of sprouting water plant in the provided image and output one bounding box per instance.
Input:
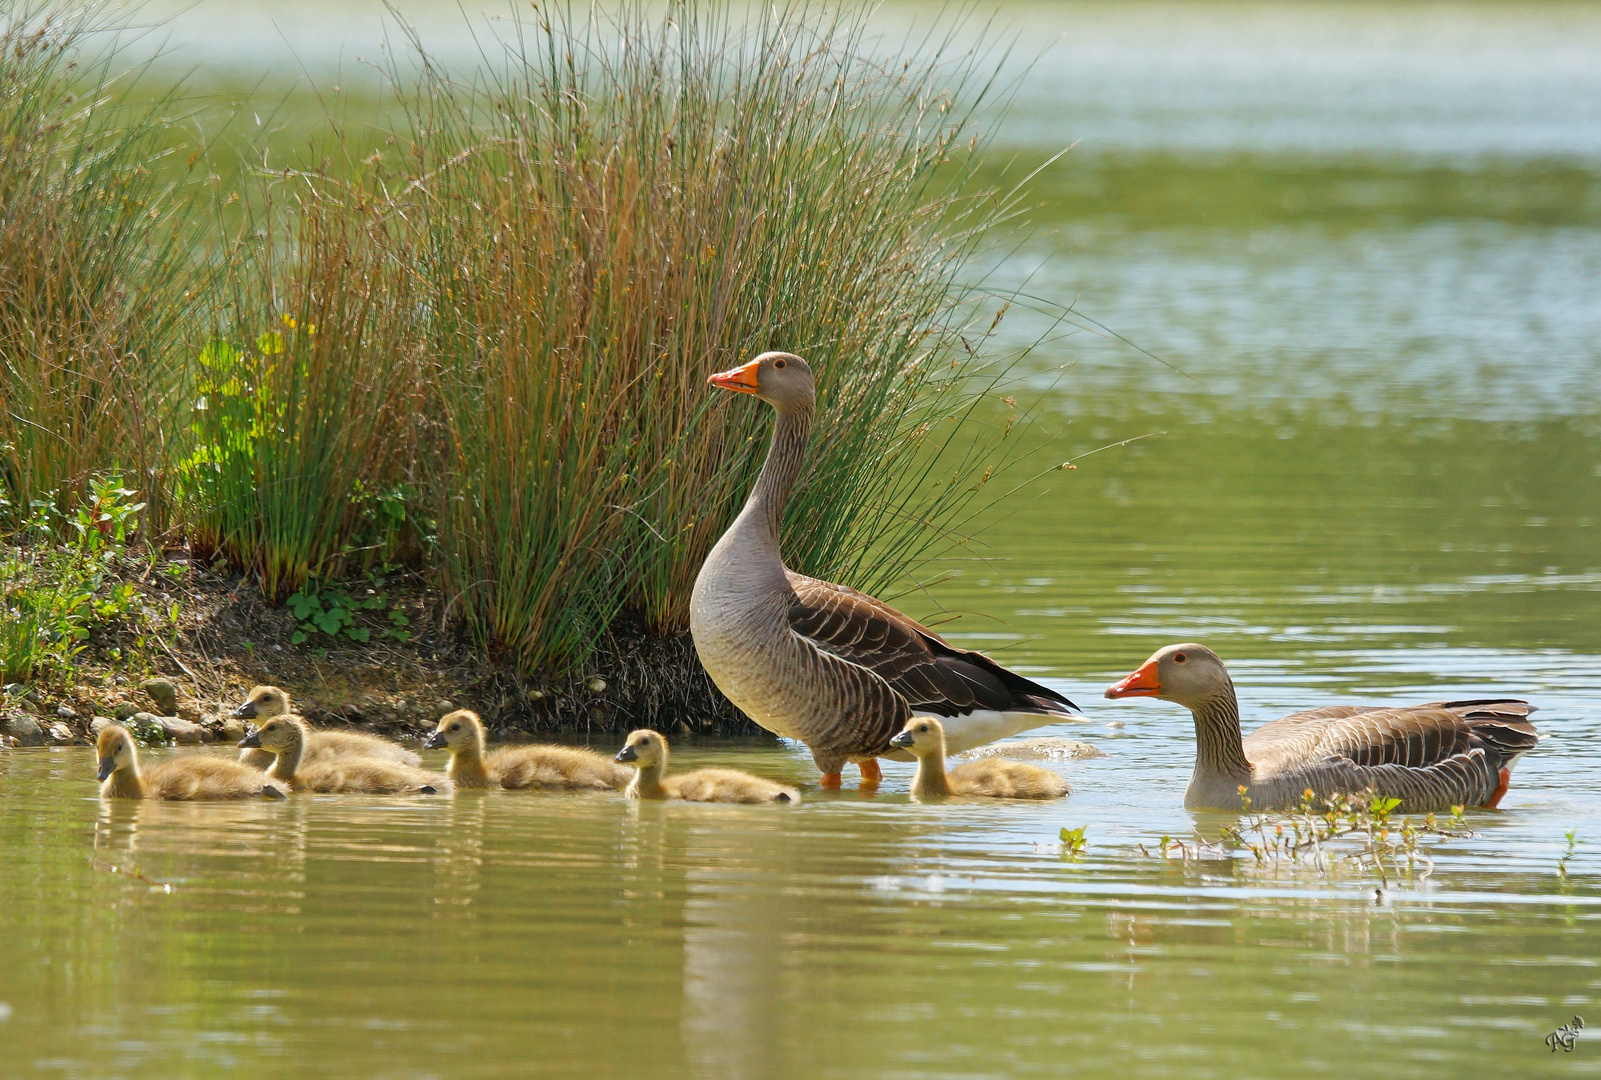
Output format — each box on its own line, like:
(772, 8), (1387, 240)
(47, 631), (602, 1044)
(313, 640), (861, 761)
(1140, 788), (1473, 888)
(1059, 825), (1088, 858)
(1558, 831), (1582, 878)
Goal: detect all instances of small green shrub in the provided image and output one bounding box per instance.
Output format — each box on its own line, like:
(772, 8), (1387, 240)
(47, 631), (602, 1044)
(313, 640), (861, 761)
(1, 478), (147, 683)
(0, 544), (141, 683)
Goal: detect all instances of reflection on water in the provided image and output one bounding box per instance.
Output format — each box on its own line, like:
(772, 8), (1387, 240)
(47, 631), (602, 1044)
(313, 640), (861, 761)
(2, 0), (1599, 1076)
(4, 744), (1598, 1078)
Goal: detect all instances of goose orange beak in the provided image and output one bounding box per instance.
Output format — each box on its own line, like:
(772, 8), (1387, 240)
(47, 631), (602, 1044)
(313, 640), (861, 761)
(708, 359), (761, 393)
(1105, 659), (1161, 699)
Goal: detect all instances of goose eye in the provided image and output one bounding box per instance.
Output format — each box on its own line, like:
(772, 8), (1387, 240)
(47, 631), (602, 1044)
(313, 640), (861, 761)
(774, 358), (786, 369)
(1173, 652), (1187, 663)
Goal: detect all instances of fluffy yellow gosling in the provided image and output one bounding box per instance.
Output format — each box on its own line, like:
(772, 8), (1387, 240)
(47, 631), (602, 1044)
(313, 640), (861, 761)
(424, 710), (630, 791)
(97, 725), (287, 800)
(614, 729), (800, 804)
(233, 684), (421, 770)
(240, 717), (451, 795)
(889, 717), (1070, 800)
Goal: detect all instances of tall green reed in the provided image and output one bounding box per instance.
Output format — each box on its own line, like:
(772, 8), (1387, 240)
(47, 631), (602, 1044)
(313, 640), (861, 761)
(360, 1), (1024, 672)
(0, 1), (210, 532)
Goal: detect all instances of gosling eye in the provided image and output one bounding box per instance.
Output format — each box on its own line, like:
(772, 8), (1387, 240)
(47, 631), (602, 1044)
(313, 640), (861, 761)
(1173, 652), (1187, 664)
(450, 724), (461, 732)
(918, 724), (929, 733)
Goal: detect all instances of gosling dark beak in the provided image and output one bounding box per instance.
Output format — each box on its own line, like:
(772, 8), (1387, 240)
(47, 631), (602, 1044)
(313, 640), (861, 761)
(422, 730), (446, 750)
(238, 731), (262, 749)
(232, 699), (258, 719)
(96, 757), (115, 782)
(889, 730), (914, 750)
(614, 745), (637, 764)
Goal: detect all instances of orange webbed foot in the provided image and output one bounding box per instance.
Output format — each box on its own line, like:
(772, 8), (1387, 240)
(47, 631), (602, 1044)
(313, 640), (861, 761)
(819, 771), (843, 790)
(858, 759), (882, 787)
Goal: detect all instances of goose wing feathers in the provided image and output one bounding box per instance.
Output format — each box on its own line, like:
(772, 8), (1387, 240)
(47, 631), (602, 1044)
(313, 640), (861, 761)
(785, 572), (1078, 718)
(1248, 698), (1539, 773)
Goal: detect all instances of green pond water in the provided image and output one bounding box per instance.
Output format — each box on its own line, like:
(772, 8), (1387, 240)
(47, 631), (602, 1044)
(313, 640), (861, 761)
(4, 2), (1601, 1076)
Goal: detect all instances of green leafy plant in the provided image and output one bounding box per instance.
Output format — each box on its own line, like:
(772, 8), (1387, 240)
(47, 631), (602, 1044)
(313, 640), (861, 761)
(1059, 825), (1089, 858)
(0, 546), (113, 682)
(286, 574), (410, 646)
(71, 475), (146, 552)
(130, 714), (170, 747)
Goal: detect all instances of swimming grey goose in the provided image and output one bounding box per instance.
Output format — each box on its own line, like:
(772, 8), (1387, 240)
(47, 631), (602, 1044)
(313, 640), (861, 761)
(690, 352), (1081, 788)
(1105, 643), (1540, 812)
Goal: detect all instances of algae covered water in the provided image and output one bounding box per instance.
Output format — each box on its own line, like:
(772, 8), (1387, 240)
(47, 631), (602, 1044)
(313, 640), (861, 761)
(2, 2), (1600, 1077)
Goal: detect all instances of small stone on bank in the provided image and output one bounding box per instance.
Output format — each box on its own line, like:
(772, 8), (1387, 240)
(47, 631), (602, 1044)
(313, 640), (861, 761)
(155, 716), (208, 744)
(130, 712), (206, 744)
(140, 678), (180, 717)
(1, 715), (45, 747)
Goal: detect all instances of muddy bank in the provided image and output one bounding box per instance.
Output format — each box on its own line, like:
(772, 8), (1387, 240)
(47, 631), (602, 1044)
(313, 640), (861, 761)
(0, 545), (754, 748)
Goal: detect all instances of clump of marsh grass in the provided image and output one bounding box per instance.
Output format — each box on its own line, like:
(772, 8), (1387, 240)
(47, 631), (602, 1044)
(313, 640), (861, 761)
(0, 2), (210, 532)
(364, 1), (1023, 672)
(4, 0), (1037, 690)
(180, 193), (429, 599)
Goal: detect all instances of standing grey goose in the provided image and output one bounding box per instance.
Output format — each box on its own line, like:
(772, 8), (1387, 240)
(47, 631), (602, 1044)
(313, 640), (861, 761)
(690, 352), (1081, 788)
(1105, 643), (1540, 812)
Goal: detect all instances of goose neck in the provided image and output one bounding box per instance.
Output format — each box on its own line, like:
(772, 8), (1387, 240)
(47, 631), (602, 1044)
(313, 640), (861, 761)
(449, 743), (492, 787)
(267, 737), (305, 783)
(744, 403), (813, 543)
(910, 740), (953, 798)
(629, 756), (667, 799)
(105, 759), (146, 799)
(1190, 687), (1253, 778)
